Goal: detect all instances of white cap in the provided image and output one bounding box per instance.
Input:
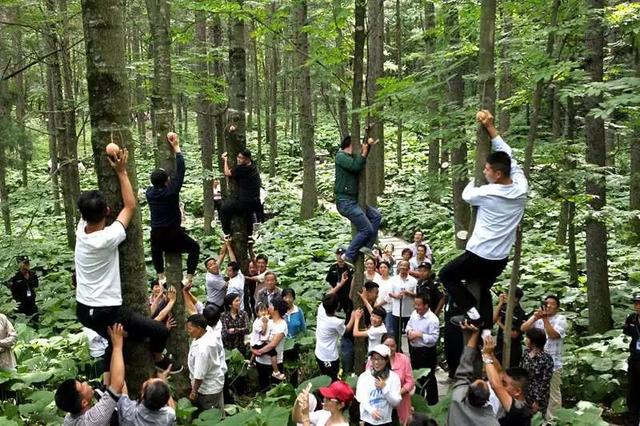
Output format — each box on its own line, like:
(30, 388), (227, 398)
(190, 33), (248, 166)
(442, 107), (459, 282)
(369, 344), (390, 358)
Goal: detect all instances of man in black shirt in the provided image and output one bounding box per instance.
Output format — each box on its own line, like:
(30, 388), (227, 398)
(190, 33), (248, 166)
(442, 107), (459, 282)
(146, 132), (200, 285)
(624, 293), (640, 426)
(416, 262), (444, 316)
(9, 255), (39, 322)
(325, 248), (355, 315)
(220, 149), (262, 239)
(493, 288), (526, 367)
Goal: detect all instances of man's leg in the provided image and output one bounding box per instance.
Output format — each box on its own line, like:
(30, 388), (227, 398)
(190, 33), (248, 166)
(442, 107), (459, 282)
(340, 335), (354, 375)
(424, 346), (439, 405)
(363, 205), (382, 249)
(150, 229), (166, 276)
(220, 199), (243, 235)
(115, 306), (171, 366)
(628, 358), (640, 425)
(336, 198), (373, 261)
(443, 321), (463, 379)
(171, 228), (200, 278)
(546, 369), (562, 419)
(477, 257), (509, 328)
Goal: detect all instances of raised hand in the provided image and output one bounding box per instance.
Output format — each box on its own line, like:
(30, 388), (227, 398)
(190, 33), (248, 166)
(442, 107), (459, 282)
(107, 148), (129, 173)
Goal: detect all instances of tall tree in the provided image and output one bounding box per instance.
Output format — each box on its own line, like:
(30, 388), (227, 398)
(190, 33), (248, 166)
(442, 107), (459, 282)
(424, 1), (439, 178)
(630, 32), (640, 242)
(394, 0), (402, 168)
(584, 0), (612, 333)
(81, 0), (151, 396)
(296, 0), (318, 219)
(45, 65), (62, 216)
(0, 81), (11, 235)
(267, 1), (279, 178)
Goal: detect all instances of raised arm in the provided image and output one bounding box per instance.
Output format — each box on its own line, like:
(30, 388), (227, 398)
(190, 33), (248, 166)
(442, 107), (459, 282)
(226, 240), (237, 262)
(221, 152), (232, 177)
(453, 325), (480, 388)
(482, 335), (512, 412)
(108, 149), (136, 228)
(107, 323), (126, 394)
(154, 287), (177, 322)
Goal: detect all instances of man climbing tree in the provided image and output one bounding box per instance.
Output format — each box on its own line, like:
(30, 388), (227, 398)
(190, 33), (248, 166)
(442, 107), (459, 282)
(146, 132), (200, 286)
(439, 110), (528, 335)
(335, 132), (381, 263)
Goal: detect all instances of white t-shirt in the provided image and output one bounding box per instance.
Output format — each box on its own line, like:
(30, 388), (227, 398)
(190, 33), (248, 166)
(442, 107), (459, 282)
(376, 276), (393, 313)
(188, 330), (225, 395)
(356, 369), (402, 425)
(250, 317), (269, 346)
(227, 271), (245, 310)
(208, 323), (227, 375)
(367, 324), (387, 352)
(463, 136), (528, 260)
(365, 271), (381, 283)
(391, 275), (417, 318)
(257, 319), (287, 365)
(409, 256), (430, 271)
(74, 219), (127, 307)
(533, 314), (567, 371)
(308, 410), (349, 426)
(314, 304), (346, 362)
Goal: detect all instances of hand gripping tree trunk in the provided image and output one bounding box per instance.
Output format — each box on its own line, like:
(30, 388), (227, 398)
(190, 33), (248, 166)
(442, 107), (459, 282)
(81, 0), (151, 397)
(145, 0), (190, 393)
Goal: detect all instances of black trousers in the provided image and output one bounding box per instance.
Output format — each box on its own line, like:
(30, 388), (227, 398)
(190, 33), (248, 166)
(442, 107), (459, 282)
(443, 321), (463, 379)
(496, 334), (523, 368)
(628, 356), (640, 425)
(150, 226), (200, 275)
(256, 361), (284, 392)
(409, 345), (439, 405)
(316, 357), (340, 382)
(220, 197), (262, 235)
(76, 302), (169, 372)
(439, 250), (508, 327)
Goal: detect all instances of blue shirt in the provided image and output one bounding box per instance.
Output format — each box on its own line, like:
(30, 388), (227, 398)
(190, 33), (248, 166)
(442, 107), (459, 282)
(285, 305), (306, 338)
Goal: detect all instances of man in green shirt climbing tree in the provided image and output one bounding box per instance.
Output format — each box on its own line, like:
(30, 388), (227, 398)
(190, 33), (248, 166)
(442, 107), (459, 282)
(334, 134), (380, 263)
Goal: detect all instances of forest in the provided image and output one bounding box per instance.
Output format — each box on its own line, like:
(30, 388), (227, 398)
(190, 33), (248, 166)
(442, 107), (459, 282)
(0, 0), (639, 424)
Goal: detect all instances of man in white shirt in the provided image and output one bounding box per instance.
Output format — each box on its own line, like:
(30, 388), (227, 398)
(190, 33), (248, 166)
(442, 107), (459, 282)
(521, 294), (567, 419)
(315, 294), (356, 381)
(187, 314), (225, 413)
(439, 110), (528, 332)
(74, 148), (179, 376)
(406, 293), (440, 405)
(226, 261), (246, 311)
(388, 261), (417, 342)
(409, 244), (431, 276)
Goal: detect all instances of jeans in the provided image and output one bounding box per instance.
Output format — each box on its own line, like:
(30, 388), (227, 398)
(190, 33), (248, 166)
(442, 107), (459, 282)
(220, 197), (262, 235)
(340, 334), (355, 375)
(409, 345), (439, 405)
(336, 198), (381, 261)
(76, 302), (169, 372)
(439, 250), (508, 328)
(384, 312), (395, 336)
(150, 226), (200, 275)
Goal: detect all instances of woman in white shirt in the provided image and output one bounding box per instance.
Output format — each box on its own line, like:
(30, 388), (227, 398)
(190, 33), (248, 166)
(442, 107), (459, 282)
(356, 344), (402, 426)
(375, 261), (394, 332)
(250, 296), (288, 392)
(292, 381), (354, 426)
(364, 257), (381, 283)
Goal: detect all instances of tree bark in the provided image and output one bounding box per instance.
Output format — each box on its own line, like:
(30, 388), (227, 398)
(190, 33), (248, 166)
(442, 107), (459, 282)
(131, 2), (147, 156)
(631, 36), (640, 242)
(267, 2), (279, 178)
(45, 66), (62, 215)
(394, 0), (402, 168)
(81, 0), (152, 397)
(366, 0), (384, 201)
(12, 17), (29, 187)
(250, 21), (263, 166)
(497, 8), (511, 135)
(296, 0), (318, 219)
(0, 82), (10, 235)
(424, 1), (439, 179)
(584, 0), (612, 333)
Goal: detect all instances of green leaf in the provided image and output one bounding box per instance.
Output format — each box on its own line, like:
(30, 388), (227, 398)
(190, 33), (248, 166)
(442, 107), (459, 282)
(296, 375), (331, 394)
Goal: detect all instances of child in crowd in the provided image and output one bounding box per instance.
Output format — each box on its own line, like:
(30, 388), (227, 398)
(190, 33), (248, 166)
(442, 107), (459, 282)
(250, 303), (286, 380)
(353, 307), (388, 352)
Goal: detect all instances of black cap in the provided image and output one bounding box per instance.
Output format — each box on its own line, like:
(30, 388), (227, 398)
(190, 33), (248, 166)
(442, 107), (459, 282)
(634, 293), (640, 302)
(417, 261), (432, 269)
(335, 248), (346, 255)
(17, 255), (30, 263)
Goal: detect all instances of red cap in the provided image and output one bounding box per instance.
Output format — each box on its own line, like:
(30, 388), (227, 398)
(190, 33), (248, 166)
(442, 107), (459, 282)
(318, 380), (354, 404)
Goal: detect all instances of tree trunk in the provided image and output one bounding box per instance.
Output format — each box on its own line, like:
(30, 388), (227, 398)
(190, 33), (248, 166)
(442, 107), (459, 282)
(394, 0), (402, 168)
(296, 0), (318, 219)
(196, 12), (215, 235)
(0, 83), (10, 235)
(366, 0), (384, 202)
(81, 0), (152, 397)
(444, 0), (470, 250)
(425, 1), (439, 179)
(584, 0), (612, 333)
(12, 19), (29, 187)
(497, 8), (511, 135)
(45, 66), (62, 215)
(631, 36), (640, 242)
(251, 23), (263, 166)
(130, 2), (147, 155)
(227, 1), (250, 265)
(210, 17), (226, 188)
(145, 0), (190, 393)
(268, 2), (279, 178)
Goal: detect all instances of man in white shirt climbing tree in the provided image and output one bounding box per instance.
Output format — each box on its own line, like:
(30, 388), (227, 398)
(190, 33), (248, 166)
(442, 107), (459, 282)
(439, 110), (528, 335)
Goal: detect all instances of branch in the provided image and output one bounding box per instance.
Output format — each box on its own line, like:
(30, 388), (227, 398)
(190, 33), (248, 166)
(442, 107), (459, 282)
(1, 38), (84, 81)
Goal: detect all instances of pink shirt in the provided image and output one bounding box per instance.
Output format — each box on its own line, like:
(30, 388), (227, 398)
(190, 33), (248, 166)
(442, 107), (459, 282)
(366, 352), (415, 423)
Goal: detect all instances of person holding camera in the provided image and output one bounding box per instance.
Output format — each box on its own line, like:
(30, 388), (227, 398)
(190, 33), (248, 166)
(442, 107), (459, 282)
(624, 294), (640, 426)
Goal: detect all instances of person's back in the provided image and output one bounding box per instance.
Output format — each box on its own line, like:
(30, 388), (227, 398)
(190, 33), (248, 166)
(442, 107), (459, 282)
(118, 397), (176, 426)
(334, 150), (364, 199)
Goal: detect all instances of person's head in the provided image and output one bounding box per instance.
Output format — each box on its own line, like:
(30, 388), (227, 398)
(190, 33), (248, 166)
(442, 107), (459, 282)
(381, 334), (397, 356)
(318, 380), (354, 414)
(282, 288), (296, 308)
(416, 244), (427, 258)
(371, 306), (386, 327)
(408, 413), (438, 426)
(515, 287), (524, 302)
(203, 305), (222, 328)
(413, 230), (423, 243)
(401, 248), (413, 261)
(205, 257), (220, 274)
(364, 257), (376, 273)
(544, 295), (560, 315)
(141, 378), (170, 411)
(634, 294), (640, 314)
(466, 379), (490, 408)
(335, 248), (346, 265)
(369, 344), (391, 374)
(227, 261), (240, 278)
(270, 296), (288, 319)
(397, 260), (410, 277)
(525, 327), (547, 351)
(150, 168), (170, 188)
(256, 254), (268, 272)
(77, 190), (109, 224)
(224, 293), (241, 312)
(417, 261), (432, 280)
(237, 149), (252, 166)
(414, 293), (430, 316)
(264, 271), (277, 291)
(484, 151), (511, 184)
(256, 302), (269, 318)
(322, 294), (340, 316)
(378, 261), (390, 278)
(55, 378), (94, 415)
(364, 281), (379, 302)
(17, 255), (30, 273)
(503, 367), (528, 400)
(150, 279), (162, 296)
(383, 243), (394, 255)
(340, 135), (352, 153)
(186, 314), (208, 338)
(248, 261), (258, 276)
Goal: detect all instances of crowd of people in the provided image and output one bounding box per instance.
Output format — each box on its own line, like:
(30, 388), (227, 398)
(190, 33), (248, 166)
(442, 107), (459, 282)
(0, 111), (633, 425)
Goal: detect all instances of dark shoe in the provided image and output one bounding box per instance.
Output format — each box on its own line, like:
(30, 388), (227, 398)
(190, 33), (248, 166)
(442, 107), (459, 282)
(449, 314), (484, 329)
(224, 234), (232, 242)
(155, 356), (184, 374)
(340, 253), (354, 266)
(359, 246), (374, 257)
